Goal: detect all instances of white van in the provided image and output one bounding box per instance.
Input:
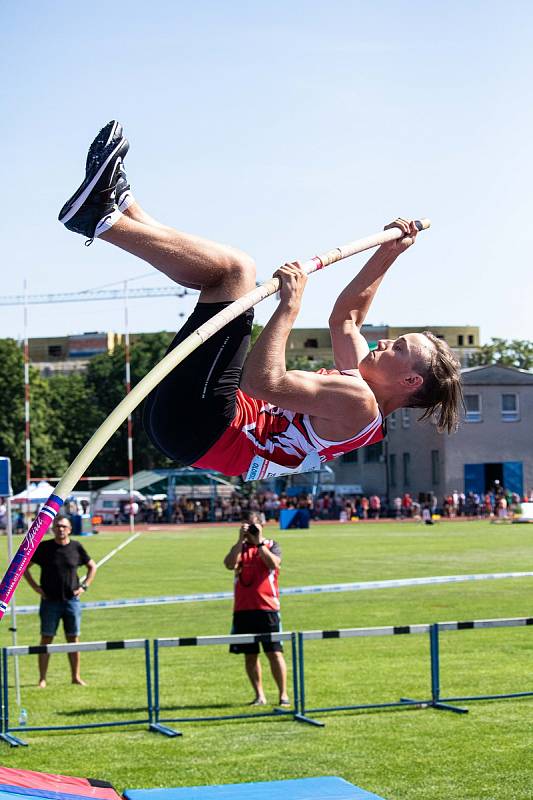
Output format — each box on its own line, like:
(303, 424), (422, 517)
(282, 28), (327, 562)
(93, 489), (146, 524)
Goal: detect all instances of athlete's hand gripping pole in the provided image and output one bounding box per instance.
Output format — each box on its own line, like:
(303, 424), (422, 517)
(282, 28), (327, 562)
(0, 219), (430, 619)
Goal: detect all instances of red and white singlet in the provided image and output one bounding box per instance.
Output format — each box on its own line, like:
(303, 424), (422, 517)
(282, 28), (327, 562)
(194, 369), (385, 479)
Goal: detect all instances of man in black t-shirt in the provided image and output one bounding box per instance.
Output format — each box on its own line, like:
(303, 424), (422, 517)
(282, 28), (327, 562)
(24, 515), (97, 687)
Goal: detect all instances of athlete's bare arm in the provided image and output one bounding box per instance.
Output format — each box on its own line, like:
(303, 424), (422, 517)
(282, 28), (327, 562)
(241, 263), (378, 439)
(328, 218), (419, 370)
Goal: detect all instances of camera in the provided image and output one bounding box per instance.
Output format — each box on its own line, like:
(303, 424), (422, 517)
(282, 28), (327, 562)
(247, 523), (260, 537)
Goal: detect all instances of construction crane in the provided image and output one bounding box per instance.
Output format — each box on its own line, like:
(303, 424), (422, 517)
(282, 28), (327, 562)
(0, 286), (195, 306)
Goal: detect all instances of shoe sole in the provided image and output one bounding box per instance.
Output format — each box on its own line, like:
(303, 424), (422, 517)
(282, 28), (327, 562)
(59, 138), (128, 225)
(102, 120), (122, 148)
(85, 120), (123, 174)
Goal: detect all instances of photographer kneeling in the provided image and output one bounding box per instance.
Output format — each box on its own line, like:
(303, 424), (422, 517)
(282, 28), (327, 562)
(224, 514), (289, 706)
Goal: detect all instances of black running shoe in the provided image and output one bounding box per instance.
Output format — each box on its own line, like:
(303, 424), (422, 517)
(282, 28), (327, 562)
(59, 147), (127, 239)
(85, 121), (133, 211)
(59, 137), (129, 226)
(85, 120), (126, 174)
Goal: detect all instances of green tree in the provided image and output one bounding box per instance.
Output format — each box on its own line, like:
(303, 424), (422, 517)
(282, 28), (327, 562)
(27, 372), (67, 483)
(249, 323), (263, 350)
(83, 332), (174, 476)
(0, 340), (65, 490)
(285, 354), (333, 371)
(47, 372), (97, 469)
(0, 339), (26, 487)
(468, 338), (533, 370)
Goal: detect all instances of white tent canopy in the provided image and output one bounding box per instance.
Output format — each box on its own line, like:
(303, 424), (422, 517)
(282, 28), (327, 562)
(97, 489), (146, 501)
(11, 481), (57, 506)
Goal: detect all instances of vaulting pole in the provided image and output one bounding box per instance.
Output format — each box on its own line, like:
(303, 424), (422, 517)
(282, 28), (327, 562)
(0, 220), (430, 620)
(124, 280), (135, 535)
(6, 498), (21, 707)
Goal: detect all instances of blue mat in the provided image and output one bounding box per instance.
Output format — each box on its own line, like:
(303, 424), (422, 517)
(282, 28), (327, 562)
(124, 777), (385, 799)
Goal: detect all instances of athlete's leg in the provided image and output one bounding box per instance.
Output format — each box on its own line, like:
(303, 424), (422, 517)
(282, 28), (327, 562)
(60, 134), (256, 301)
(244, 653), (267, 704)
(117, 178), (201, 289)
(38, 635), (53, 688)
(100, 214), (256, 302)
(66, 634), (86, 686)
(265, 650), (289, 704)
(122, 199), (166, 229)
(64, 601), (86, 685)
(38, 600), (61, 688)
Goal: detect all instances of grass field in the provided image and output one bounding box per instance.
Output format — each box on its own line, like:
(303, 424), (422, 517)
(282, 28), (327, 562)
(1, 519), (533, 799)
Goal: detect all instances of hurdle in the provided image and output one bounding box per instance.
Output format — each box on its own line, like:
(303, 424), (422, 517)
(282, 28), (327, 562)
(150, 632), (299, 737)
(427, 616), (533, 712)
(294, 624), (436, 726)
(0, 638), (153, 747)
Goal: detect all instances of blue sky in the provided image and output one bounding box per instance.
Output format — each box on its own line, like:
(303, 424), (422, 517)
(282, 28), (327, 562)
(2, 1), (533, 343)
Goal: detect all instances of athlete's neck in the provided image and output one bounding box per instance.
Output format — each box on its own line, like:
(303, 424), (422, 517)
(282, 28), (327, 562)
(365, 381), (405, 418)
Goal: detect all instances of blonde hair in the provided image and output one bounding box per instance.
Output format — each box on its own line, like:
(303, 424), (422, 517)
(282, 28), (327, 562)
(408, 332), (464, 434)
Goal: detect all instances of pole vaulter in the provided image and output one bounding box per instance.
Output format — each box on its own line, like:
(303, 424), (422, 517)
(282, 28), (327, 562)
(0, 219), (430, 621)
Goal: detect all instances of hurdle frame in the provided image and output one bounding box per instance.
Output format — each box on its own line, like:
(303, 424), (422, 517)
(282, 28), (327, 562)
(0, 638), (153, 747)
(295, 623), (442, 726)
(150, 632), (299, 737)
(429, 616), (533, 709)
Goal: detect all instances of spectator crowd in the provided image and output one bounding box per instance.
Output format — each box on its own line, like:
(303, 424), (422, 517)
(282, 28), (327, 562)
(1, 481), (530, 532)
(100, 484), (529, 525)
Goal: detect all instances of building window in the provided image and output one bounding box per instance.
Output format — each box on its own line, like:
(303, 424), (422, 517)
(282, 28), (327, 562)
(431, 450), (440, 485)
(389, 454), (397, 487)
(48, 345), (63, 357)
(464, 393), (482, 422)
(364, 443), (383, 463)
(457, 334), (464, 346)
(342, 450), (358, 463)
(501, 393), (519, 422)
(304, 338), (318, 348)
(401, 408), (410, 428)
(388, 412), (397, 430)
(468, 335), (474, 344)
(402, 452), (411, 486)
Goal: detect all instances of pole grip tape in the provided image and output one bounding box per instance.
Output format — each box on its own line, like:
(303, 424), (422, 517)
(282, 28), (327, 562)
(0, 493), (62, 619)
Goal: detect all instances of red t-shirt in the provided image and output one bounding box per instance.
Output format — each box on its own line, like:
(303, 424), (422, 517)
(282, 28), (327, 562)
(233, 540), (281, 612)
